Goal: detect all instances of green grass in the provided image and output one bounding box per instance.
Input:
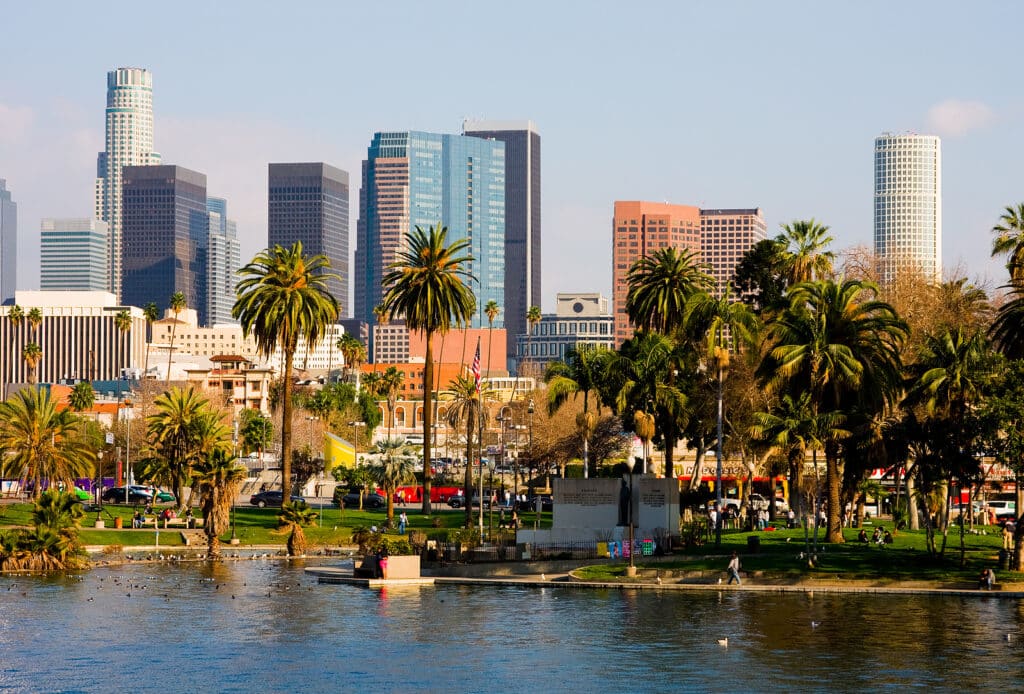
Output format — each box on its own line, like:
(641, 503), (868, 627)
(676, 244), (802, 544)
(573, 525), (1021, 584)
(1, 501), (551, 549)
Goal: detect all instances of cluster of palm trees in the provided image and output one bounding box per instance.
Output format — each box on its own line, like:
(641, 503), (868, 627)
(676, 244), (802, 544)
(0, 490), (87, 571)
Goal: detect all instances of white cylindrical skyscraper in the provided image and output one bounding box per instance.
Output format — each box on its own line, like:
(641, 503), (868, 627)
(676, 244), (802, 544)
(873, 133), (941, 283)
(94, 67), (161, 301)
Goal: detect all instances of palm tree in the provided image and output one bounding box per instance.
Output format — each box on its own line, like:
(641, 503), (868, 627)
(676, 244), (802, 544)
(369, 438), (415, 526)
(759, 279), (906, 543)
(0, 388), (95, 498)
(338, 333), (365, 385)
(524, 305), (542, 377)
(142, 302), (159, 378)
(146, 386), (223, 506)
(6, 304), (23, 396)
(377, 366), (406, 440)
(277, 501), (318, 556)
(114, 309), (132, 375)
(991, 203), (1024, 285)
(233, 241), (339, 502)
(27, 307), (42, 335)
(544, 345), (611, 479)
(776, 219), (835, 285)
(192, 448), (246, 559)
(164, 292), (187, 384)
(68, 381), (95, 413)
(381, 224), (476, 515)
(22, 343), (42, 385)
(685, 287), (759, 512)
(625, 247), (713, 336)
(484, 300), (500, 376)
(605, 332), (688, 477)
(445, 374), (490, 527)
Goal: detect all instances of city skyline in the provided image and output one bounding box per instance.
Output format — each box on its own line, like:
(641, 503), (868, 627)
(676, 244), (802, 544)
(3, 2), (1023, 312)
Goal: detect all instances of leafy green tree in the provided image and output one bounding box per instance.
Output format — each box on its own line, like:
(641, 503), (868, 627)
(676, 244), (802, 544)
(759, 279), (906, 543)
(68, 381), (96, 413)
(981, 358), (1024, 569)
(233, 241), (339, 501)
(381, 224), (475, 515)
(239, 409), (273, 457)
(0, 388), (95, 498)
(165, 291), (187, 384)
(731, 238), (788, 312)
(192, 448), (246, 558)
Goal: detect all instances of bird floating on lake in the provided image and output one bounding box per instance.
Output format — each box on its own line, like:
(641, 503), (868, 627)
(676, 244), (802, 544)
(717, 638), (728, 647)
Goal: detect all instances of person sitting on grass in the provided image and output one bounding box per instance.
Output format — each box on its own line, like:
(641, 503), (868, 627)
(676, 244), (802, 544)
(858, 528), (868, 543)
(979, 568), (995, 590)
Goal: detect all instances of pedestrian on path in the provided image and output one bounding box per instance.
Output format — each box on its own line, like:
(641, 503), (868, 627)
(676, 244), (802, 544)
(398, 511), (408, 535)
(727, 551), (741, 585)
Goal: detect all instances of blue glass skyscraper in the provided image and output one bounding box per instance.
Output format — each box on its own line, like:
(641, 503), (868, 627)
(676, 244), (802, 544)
(355, 131), (505, 330)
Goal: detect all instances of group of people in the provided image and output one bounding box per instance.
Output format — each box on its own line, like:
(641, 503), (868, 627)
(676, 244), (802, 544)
(857, 526), (894, 545)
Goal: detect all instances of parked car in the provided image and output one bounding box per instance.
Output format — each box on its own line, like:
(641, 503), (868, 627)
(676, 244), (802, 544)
(447, 495), (491, 509)
(522, 495), (553, 512)
(339, 492), (386, 509)
(249, 490), (305, 508)
(101, 486), (153, 504)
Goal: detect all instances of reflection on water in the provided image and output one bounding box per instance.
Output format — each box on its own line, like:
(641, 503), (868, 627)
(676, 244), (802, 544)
(1, 560), (1022, 692)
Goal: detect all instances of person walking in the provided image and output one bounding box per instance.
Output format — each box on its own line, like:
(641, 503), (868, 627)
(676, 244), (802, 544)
(398, 511), (408, 535)
(727, 551), (741, 585)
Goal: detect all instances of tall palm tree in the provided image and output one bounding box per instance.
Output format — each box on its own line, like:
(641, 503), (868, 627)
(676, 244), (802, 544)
(445, 374), (490, 527)
(991, 203), (1024, 285)
(776, 219), (835, 285)
(605, 332), (688, 477)
(165, 292), (187, 384)
(68, 381), (95, 413)
(142, 302), (159, 379)
(371, 304), (388, 375)
(484, 299), (500, 380)
(369, 438), (416, 526)
(378, 366), (405, 440)
(381, 224), (476, 515)
(0, 388), (95, 498)
(685, 287), (759, 510)
(544, 345), (611, 479)
(192, 448), (246, 559)
(625, 247), (713, 336)
(7, 304), (24, 396)
(233, 241), (339, 501)
(114, 309), (132, 375)
(524, 305), (542, 377)
(278, 501), (318, 556)
(22, 343), (42, 385)
(338, 333), (365, 385)
(145, 386), (222, 507)
(759, 278), (906, 542)
(27, 307), (42, 335)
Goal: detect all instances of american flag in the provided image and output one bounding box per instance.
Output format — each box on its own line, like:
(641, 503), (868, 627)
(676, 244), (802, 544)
(471, 337), (482, 395)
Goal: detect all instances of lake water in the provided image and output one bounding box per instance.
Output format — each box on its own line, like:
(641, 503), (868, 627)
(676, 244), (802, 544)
(1, 559), (1022, 692)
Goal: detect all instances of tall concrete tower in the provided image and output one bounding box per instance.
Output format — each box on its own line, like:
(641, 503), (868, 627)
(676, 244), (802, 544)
(0, 179), (15, 304)
(95, 67), (161, 300)
(874, 133), (942, 283)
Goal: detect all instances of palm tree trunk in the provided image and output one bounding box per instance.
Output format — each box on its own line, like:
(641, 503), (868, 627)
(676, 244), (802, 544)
(464, 418), (473, 528)
(166, 322), (177, 384)
(207, 530), (221, 559)
(281, 350), (295, 501)
(421, 331), (434, 515)
(825, 442), (844, 543)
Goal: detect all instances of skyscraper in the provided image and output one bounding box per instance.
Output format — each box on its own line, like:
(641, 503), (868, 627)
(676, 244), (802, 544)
(0, 179), (15, 304)
(94, 67), (161, 301)
(121, 165), (208, 325)
(40, 218), (109, 291)
(874, 133), (942, 283)
(463, 120), (541, 367)
(611, 201), (701, 346)
(206, 197), (240, 325)
(700, 208), (767, 293)
(355, 131), (505, 333)
(267, 163), (349, 312)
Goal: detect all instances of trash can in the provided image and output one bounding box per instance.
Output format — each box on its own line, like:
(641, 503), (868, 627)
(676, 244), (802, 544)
(999, 549), (1010, 570)
(114, 516), (123, 529)
(747, 535), (761, 553)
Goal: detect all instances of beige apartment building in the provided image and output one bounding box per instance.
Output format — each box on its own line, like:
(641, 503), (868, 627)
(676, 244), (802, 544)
(700, 208), (767, 293)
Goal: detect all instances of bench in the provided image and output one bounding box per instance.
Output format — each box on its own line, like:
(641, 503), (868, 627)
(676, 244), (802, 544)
(133, 516), (204, 529)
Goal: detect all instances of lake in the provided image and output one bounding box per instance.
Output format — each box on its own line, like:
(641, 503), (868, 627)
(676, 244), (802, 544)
(1, 559), (1022, 692)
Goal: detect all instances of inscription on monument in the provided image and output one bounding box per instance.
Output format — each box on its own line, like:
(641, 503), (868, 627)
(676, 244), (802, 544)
(559, 486), (617, 507)
(641, 490), (666, 508)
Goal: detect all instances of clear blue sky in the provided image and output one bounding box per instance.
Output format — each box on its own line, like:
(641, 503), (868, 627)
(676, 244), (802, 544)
(3, 1), (1022, 310)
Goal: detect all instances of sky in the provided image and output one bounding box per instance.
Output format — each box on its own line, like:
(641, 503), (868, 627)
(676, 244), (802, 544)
(2, 1), (1023, 312)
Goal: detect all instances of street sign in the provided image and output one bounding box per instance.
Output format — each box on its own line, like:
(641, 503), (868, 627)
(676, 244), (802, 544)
(105, 433), (115, 445)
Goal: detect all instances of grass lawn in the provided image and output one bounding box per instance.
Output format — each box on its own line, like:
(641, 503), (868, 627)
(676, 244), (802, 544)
(573, 525), (1022, 584)
(1, 500), (552, 549)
